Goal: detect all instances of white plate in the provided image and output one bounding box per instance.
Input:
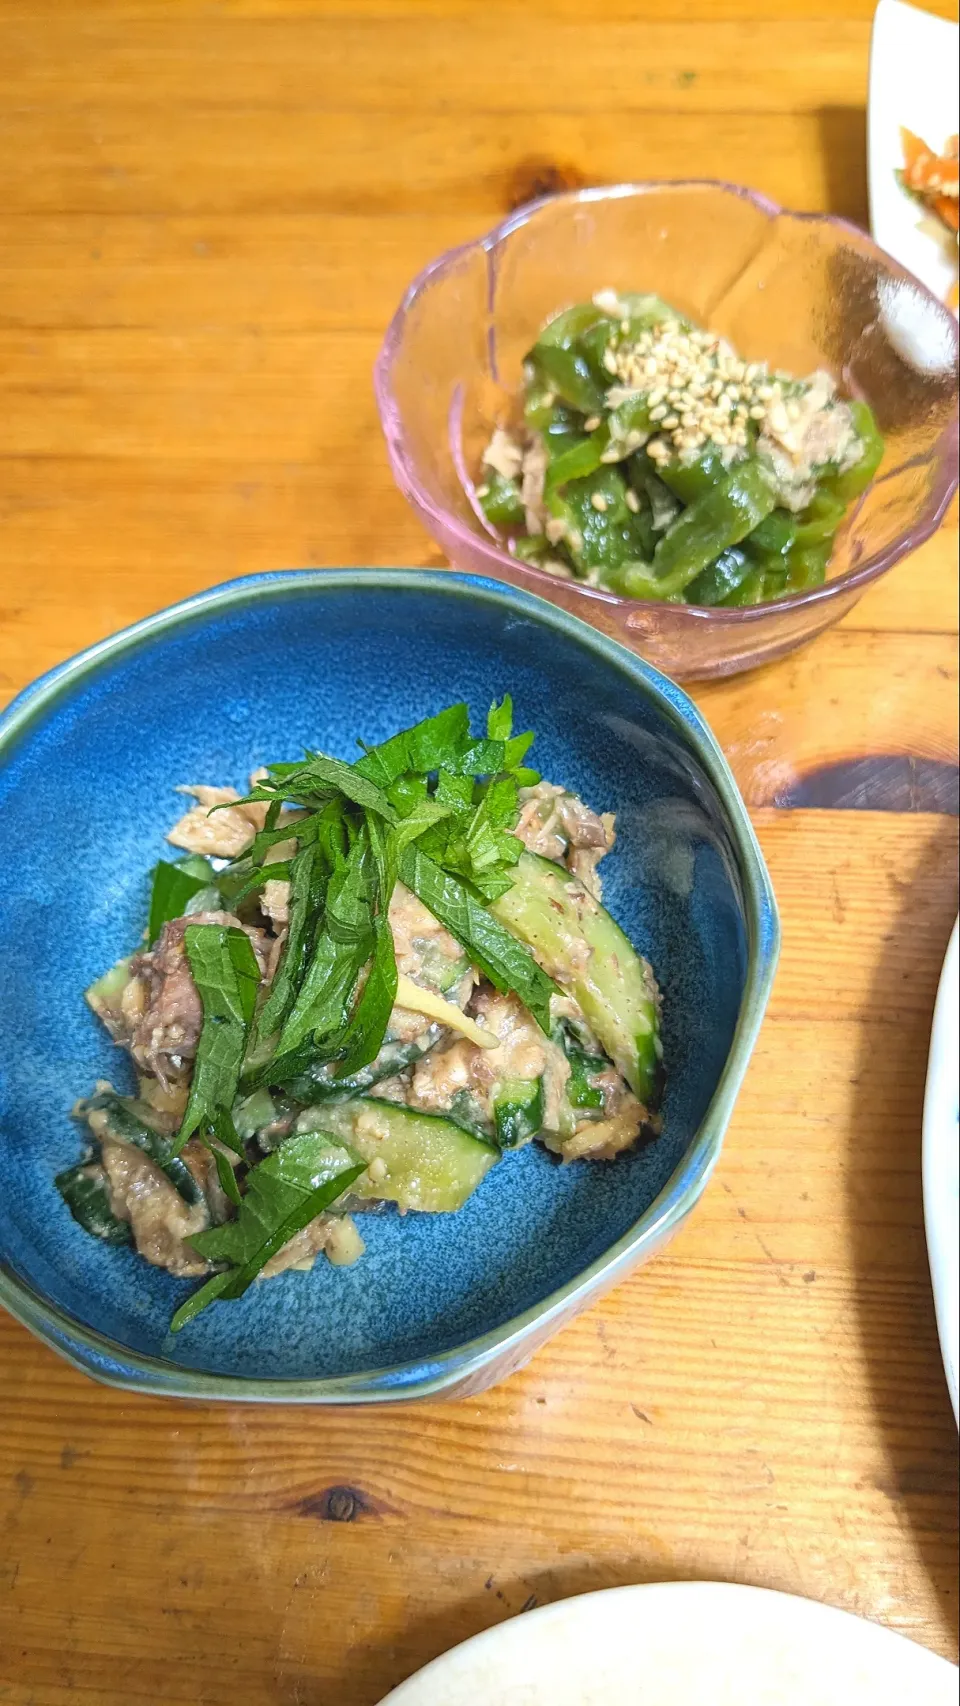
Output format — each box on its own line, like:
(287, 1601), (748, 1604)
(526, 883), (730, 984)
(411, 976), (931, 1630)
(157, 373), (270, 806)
(382, 1581), (957, 1706)
(923, 917), (959, 1425)
(868, 0), (959, 308)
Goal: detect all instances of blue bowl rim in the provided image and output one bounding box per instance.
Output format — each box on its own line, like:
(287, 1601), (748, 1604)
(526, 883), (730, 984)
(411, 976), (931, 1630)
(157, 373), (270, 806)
(0, 568), (780, 1402)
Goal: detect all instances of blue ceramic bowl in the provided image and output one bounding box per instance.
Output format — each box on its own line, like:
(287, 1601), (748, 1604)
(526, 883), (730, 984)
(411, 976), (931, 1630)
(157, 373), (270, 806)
(0, 571), (778, 1402)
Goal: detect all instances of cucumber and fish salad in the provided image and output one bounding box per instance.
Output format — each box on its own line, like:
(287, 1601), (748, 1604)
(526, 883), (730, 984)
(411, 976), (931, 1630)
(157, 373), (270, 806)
(60, 700), (663, 1334)
(476, 289), (884, 607)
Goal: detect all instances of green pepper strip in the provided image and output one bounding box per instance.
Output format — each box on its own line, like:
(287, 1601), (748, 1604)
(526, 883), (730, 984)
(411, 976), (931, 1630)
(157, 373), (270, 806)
(685, 546), (752, 607)
(745, 508), (797, 558)
(657, 447), (728, 504)
(625, 459), (777, 600)
(545, 430), (608, 489)
(511, 534), (551, 563)
(822, 400), (884, 503)
(478, 471), (525, 527)
(782, 544), (829, 593)
(545, 395), (654, 492)
(529, 306), (613, 414)
(792, 490), (846, 551)
(719, 566), (767, 607)
(546, 466), (652, 579)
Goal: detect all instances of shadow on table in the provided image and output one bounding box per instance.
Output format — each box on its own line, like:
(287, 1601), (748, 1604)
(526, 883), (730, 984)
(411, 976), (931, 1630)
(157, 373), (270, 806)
(815, 106), (869, 229)
(846, 816), (958, 1645)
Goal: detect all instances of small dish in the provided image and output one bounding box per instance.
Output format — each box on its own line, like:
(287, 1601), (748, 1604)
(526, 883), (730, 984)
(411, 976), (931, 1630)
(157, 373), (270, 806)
(869, 0), (959, 310)
(383, 1580), (958, 1705)
(0, 570), (777, 1403)
(375, 181), (958, 681)
(923, 917), (959, 1425)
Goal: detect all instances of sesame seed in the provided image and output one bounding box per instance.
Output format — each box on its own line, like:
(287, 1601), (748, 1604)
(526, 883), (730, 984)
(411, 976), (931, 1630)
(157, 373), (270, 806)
(584, 415), (601, 431)
(625, 488), (640, 512)
(749, 404), (766, 420)
(590, 492), (608, 512)
(663, 414), (680, 430)
(603, 350), (618, 374)
(650, 404), (668, 421)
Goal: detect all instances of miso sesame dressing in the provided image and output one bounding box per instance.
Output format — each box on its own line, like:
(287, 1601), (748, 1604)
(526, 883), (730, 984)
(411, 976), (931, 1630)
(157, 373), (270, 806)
(476, 291), (884, 607)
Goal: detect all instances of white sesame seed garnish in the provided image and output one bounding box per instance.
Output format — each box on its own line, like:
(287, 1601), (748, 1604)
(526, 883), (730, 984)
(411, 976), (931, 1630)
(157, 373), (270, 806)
(590, 492), (608, 512)
(625, 488), (640, 512)
(592, 288), (624, 316)
(586, 312), (840, 471)
(584, 415), (601, 431)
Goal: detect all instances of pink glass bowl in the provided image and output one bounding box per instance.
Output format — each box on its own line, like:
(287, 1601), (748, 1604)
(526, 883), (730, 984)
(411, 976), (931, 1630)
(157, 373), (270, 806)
(375, 182), (959, 680)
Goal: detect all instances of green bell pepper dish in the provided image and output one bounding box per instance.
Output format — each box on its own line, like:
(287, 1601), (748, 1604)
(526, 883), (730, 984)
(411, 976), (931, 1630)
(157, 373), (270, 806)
(476, 290), (884, 609)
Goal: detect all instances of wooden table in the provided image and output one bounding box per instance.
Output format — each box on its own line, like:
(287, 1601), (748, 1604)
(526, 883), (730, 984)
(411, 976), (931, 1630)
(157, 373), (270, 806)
(1, 3), (957, 1701)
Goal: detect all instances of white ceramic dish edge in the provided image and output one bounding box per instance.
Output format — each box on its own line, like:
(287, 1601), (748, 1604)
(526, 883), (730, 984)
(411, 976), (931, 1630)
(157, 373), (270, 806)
(381, 1580), (958, 1706)
(868, 0), (959, 310)
(923, 916), (959, 1426)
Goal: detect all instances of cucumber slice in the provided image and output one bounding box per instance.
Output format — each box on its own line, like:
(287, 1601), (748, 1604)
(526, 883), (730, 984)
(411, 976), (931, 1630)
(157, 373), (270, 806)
(297, 1098), (498, 1213)
(55, 1161), (133, 1245)
(232, 1086), (277, 1139)
(564, 1052), (606, 1111)
(552, 1019), (606, 1113)
(490, 853), (662, 1106)
(83, 1091), (205, 1206)
(494, 1076), (545, 1149)
(85, 955), (134, 1028)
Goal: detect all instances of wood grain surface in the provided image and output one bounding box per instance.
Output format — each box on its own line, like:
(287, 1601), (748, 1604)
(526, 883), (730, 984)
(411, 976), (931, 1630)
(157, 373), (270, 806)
(0, 3), (957, 1703)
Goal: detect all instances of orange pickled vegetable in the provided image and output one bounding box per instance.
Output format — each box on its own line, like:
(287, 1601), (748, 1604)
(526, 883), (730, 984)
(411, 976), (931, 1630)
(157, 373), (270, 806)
(899, 128), (959, 309)
(901, 127), (960, 197)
